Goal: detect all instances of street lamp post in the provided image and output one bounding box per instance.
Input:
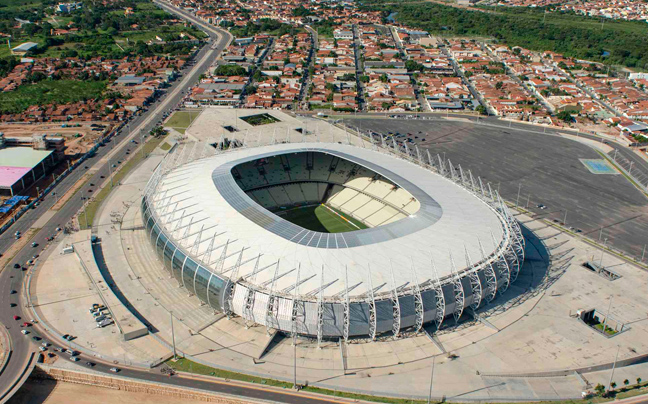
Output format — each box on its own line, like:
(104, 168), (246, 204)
(108, 159), (114, 189)
(171, 311), (177, 360)
(608, 345), (620, 393)
(600, 237), (608, 266)
(427, 356), (436, 404)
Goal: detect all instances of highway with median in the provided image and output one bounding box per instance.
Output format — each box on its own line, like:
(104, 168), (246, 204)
(0, 2), (231, 401)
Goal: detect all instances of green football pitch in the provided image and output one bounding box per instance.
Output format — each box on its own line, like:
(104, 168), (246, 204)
(278, 205), (368, 233)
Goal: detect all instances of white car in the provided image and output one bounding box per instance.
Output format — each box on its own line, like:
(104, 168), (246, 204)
(38, 347), (47, 352)
(70, 357), (80, 362)
(110, 367), (119, 373)
(21, 330), (29, 335)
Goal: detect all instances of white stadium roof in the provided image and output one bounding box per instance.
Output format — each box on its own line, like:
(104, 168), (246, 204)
(148, 142), (508, 301)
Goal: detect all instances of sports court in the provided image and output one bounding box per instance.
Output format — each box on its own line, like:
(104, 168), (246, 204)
(580, 159), (618, 174)
(277, 204), (368, 233)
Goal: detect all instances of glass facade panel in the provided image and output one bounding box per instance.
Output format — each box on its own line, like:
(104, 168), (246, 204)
(182, 258), (198, 293)
(148, 222), (158, 244)
(194, 266), (211, 302)
(155, 228), (167, 256)
(142, 196), (226, 312)
(171, 249), (186, 284)
(207, 274), (227, 311)
(162, 241), (176, 273)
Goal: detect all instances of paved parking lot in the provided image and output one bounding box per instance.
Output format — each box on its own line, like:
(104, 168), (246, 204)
(343, 117), (648, 258)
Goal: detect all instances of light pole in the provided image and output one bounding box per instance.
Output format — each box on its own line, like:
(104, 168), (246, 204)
(600, 237), (608, 266)
(608, 345), (620, 393)
(602, 296), (613, 334)
(293, 334), (297, 389)
(516, 183), (521, 208)
(81, 196), (88, 229)
(108, 159), (114, 189)
(171, 311), (177, 360)
(563, 210), (567, 226)
(427, 356), (436, 404)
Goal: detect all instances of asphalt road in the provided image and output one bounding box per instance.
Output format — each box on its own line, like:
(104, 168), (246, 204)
(0, 4), (230, 400)
(343, 115), (648, 259)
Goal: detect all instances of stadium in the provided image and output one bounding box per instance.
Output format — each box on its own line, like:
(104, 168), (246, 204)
(141, 129), (525, 342)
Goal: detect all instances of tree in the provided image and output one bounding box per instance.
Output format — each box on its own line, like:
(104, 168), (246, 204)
(150, 126), (166, 138)
(611, 382), (617, 389)
(594, 384), (606, 396)
(292, 5), (311, 17)
(557, 110), (574, 122)
(405, 60), (424, 72)
(495, 81), (503, 90)
(624, 379), (630, 387)
(637, 377), (642, 385)
(215, 64), (246, 77)
(475, 105), (487, 115)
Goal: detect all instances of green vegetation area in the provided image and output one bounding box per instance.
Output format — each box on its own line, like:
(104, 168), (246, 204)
(214, 64), (247, 76)
(166, 356), (648, 404)
(79, 132), (169, 229)
(360, 1), (648, 69)
(594, 323), (619, 336)
(0, 79), (106, 114)
(0, 0), (205, 70)
(240, 113), (280, 126)
(226, 18), (302, 38)
(278, 204), (368, 233)
(163, 110), (200, 134)
(311, 19), (337, 38)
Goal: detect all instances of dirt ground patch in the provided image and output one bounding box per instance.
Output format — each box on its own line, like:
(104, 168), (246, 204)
(8, 379), (235, 404)
(0, 122), (114, 156)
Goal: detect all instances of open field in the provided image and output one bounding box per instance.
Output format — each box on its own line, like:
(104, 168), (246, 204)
(164, 110), (200, 134)
(0, 80), (107, 114)
(278, 204), (368, 233)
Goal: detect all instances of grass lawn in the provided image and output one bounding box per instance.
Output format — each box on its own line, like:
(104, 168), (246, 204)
(164, 110), (200, 134)
(594, 323), (618, 336)
(279, 204), (367, 233)
(0, 79), (107, 114)
(240, 113), (280, 126)
(79, 133), (169, 229)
